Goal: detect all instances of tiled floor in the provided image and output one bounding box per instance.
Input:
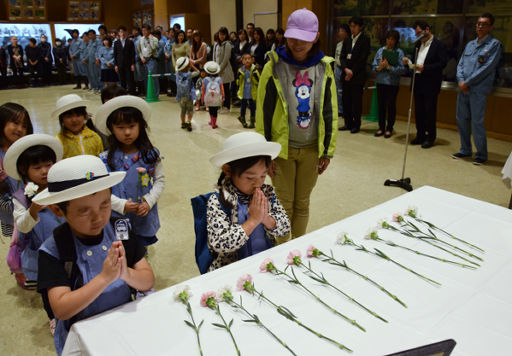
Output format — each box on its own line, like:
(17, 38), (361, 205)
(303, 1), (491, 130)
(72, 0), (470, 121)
(0, 85), (510, 355)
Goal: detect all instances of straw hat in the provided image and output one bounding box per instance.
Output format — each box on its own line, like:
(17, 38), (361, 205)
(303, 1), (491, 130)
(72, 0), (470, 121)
(210, 132), (281, 168)
(33, 155), (125, 205)
(4, 134), (63, 181)
(204, 61), (220, 75)
(176, 56), (190, 71)
(51, 94), (88, 119)
(93, 95), (151, 135)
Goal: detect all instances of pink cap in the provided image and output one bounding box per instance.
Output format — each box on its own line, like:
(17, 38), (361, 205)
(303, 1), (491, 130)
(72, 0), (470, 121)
(284, 8), (318, 42)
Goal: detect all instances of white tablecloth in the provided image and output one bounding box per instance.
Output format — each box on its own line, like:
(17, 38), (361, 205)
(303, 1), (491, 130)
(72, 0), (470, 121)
(62, 186), (512, 356)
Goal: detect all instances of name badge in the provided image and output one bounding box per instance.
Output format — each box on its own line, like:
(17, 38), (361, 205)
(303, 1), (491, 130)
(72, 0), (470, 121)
(347, 54), (352, 60)
(115, 219), (130, 240)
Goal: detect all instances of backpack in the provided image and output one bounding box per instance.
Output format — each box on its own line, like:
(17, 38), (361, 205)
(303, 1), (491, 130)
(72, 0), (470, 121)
(204, 77), (222, 107)
(176, 72), (193, 99)
(191, 192), (229, 274)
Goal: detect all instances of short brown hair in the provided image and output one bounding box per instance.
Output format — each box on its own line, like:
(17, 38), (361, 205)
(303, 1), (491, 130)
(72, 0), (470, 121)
(385, 30), (400, 44)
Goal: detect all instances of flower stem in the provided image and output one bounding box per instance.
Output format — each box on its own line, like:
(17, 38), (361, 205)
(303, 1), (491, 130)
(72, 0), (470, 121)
(247, 286), (352, 352)
(414, 217), (484, 253)
(273, 266), (366, 332)
(185, 301), (204, 356)
(319, 250), (407, 308)
(404, 220), (483, 262)
(299, 261), (388, 323)
(421, 238), (481, 267)
(215, 304), (241, 356)
(374, 236), (476, 269)
(226, 297), (297, 356)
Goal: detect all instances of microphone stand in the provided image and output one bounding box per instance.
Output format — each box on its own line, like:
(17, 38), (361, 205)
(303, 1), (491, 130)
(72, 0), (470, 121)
(384, 46), (419, 192)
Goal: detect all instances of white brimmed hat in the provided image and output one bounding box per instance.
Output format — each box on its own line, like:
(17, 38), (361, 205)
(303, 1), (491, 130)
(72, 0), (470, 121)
(52, 94), (88, 119)
(176, 56), (190, 71)
(210, 132), (281, 168)
(4, 134), (63, 181)
(204, 61), (220, 75)
(33, 155), (125, 205)
(93, 95), (151, 136)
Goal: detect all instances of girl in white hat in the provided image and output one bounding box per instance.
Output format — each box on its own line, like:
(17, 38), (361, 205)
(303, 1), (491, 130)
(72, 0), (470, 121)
(53, 94), (103, 159)
(175, 56), (200, 131)
(193, 132), (290, 272)
(4, 134), (63, 332)
(94, 95), (164, 247)
(201, 61), (224, 128)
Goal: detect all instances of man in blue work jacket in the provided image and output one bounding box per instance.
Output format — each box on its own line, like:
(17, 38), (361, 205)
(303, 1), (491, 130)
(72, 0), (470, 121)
(453, 12), (502, 165)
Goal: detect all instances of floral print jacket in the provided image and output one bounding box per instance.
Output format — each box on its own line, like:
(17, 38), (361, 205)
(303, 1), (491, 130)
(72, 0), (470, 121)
(206, 179), (290, 271)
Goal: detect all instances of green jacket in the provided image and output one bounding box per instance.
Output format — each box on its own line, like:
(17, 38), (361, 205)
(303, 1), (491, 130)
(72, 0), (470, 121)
(237, 64), (260, 100)
(255, 51), (338, 159)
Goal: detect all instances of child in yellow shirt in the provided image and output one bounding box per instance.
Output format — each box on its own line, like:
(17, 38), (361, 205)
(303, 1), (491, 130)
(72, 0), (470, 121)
(52, 94), (103, 158)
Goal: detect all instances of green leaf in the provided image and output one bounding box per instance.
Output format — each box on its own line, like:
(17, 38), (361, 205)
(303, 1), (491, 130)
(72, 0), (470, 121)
(243, 319), (257, 323)
(229, 319), (234, 328)
(184, 320), (194, 328)
(198, 320), (204, 329)
(212, 322), (225, 329)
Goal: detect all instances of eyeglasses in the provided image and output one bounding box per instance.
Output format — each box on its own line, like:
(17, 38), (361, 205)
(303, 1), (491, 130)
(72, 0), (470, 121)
(476, 22), (491, 27)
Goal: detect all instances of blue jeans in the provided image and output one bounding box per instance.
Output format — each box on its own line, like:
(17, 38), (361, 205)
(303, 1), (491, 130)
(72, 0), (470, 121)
(334, 66), (343, 116)
(240, 99), (255, 118)
(456, 91), (488, 161)
(141, 58), (159, 96)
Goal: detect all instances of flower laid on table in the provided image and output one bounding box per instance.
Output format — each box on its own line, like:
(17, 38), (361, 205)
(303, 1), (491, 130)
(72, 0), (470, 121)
(24, 182), (39, 198)
(306, 244), (407, 308)
(291, 248), (388, 323)
(381, 211), (483, 266)
(338, 233), (441, 286)
(173, 285), (204, 356)
(219, 284), (297, 356)
(236, 274), (352, 352)
(405, 207), (484, 253)
(365, 228), (476, 269)
(200, 291), (241, 356)
(261, 256), (366, 332)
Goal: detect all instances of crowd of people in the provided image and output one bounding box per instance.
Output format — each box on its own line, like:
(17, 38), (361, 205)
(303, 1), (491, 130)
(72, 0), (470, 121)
(0, 8), (504, 355)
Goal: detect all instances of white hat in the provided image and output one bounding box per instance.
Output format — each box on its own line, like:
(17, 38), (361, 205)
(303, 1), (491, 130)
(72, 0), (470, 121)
(52, 94), (88, 119)
(176, 56), (190, 71)
(210, 132), (281, 168)
(93, 95), (151, 136)
(4, 134), (63, 181)
(33, 155), (125, 205)
(204, 61), (220, 75)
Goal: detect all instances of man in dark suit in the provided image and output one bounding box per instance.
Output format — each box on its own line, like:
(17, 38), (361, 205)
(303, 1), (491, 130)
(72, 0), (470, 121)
(339, 16), (370, 133)
(114, 25), (136, 95)
(403, 21), (447, 148)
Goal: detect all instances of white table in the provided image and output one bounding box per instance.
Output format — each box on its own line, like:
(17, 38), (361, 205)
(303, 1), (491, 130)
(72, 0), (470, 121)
(63, 186), (512, 356)
(502, 151), (512, 208)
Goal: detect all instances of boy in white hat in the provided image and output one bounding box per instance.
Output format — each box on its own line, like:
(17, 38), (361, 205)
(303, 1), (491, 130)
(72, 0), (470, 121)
(53, 94), (103, 159)
(192, 132), (290, 273)
(34, 155), (154, 355)
(175, 56), (200, 131)
(4, 134), (63, 331)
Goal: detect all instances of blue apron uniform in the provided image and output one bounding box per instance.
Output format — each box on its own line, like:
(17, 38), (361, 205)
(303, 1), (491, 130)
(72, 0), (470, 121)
(100, 150), (160, 245)
(40, 223), (132, 355)
(19, 207), (63, 281)
(236, 201), (272, 259)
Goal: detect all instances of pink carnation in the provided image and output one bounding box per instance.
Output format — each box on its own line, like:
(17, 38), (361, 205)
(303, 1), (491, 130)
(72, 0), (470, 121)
(200, 291), (217, 308)
(260, 258), (275, 273)
(236, 274), (253, 291)
(136, 167), (147, 174)
(286, 249), (302, 265)
(306, 245), (316, 258)
(392, 212), (403, 222)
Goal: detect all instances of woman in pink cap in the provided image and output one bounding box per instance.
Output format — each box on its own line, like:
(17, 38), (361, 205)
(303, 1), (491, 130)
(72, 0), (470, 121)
(255, 8), (338, 242)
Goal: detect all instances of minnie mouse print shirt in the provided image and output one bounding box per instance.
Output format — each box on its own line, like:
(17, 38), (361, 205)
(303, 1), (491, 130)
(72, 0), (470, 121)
(276, 62), (320, 149)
